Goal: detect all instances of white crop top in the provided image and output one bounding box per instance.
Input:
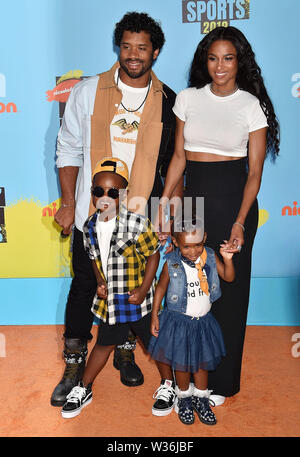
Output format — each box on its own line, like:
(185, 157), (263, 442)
(172, 84), (268, 157)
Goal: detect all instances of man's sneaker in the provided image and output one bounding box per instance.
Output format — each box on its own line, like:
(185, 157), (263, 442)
(209, 394), (225, 406)
(152, 380), (176, 416)
(61, 382), (92, 419)
(192, 395), (217, 425)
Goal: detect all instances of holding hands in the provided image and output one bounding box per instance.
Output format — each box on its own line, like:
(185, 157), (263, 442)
(220, 222), (245, 254)
(219, 240), (234, 259)
(96, 279), (108, 299)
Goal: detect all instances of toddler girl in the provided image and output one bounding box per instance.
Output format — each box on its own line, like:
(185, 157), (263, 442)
(148, 218), (235, 425)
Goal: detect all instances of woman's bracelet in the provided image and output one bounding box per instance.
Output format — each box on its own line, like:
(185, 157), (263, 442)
(233, 221), (245, 231)
(61, 203), (74, 208)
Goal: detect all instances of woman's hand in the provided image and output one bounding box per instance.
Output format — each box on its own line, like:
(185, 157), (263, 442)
(226, 223), (245, 253)
(154, 203), (171, 245)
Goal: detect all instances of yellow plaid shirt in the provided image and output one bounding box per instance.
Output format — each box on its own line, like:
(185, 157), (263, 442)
(83, 205), (160, 324)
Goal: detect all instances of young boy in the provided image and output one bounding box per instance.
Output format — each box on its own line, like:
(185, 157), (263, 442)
(61, 157), (160, 418)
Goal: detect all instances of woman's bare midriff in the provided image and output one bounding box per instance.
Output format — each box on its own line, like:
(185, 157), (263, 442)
(186, 150), (243, 162)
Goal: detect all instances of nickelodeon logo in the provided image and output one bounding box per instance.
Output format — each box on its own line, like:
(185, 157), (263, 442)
(282, 201), (300, 216)
(42, 202), (57, 217)
(46, 70), (84, 103)
(46, 69), (85, 124)
(0, 73), (18, 113)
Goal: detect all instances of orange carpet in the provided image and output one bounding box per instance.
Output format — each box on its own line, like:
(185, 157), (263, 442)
(0, 325), (299, 437)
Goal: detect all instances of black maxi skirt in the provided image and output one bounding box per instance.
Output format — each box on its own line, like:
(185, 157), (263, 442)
(185, 158), (258, 397)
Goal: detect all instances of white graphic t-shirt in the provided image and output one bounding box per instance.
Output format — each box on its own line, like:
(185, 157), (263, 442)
(110, 71), (151, 176)
(182, 257), (212, 318)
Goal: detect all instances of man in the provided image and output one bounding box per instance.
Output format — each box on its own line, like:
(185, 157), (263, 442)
(51, 11), (182, 407)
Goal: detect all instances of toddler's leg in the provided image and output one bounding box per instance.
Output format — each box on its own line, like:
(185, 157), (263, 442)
(193, 368), (208, 390)
(155, 361), (173, 382)
(192, 368), (217, 426)
(83, 344), (115, 385)
(174, 371), (194, 425)
(174, 371), (191, 391)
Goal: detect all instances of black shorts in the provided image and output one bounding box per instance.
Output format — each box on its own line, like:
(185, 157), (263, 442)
(96, 313), (152, 349)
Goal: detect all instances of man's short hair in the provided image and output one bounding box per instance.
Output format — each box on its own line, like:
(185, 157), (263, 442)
(114, 11), (165, 52)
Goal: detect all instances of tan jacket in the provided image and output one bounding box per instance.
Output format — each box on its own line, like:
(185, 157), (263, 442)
(89, 62), (169, 215)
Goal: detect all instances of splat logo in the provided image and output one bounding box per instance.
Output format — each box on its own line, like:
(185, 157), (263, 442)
(182, 0), (250, 34)
(0, 187), (7, 243)
(291, 73), (300, 98)
(282, 201), (300, 216)
(0, 74), (18, 114)
(46, 70), (86, 123)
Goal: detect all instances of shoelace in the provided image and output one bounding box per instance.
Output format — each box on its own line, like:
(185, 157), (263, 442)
(195, 395), (215, 408)
(66, 386), (86, 403)
(153, 384), (174, 402)
(179, 396), (193, 411)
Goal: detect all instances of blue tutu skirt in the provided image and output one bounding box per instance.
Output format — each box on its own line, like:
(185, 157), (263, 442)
(148, 309), (226, 373)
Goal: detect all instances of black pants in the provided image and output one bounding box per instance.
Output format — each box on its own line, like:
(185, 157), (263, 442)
(185, 158), (258, 397)
(64, 227), (97, 340)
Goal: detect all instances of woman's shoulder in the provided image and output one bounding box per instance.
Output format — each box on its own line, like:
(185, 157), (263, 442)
(237, 89), (260, 106)
(175, 86), (206, 110)
(177, 86), (205, 97)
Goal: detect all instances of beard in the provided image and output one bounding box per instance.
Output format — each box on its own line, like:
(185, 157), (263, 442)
(119, 55), (154, 79)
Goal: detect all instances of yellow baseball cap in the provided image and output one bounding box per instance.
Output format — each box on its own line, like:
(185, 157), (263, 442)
(92, 157), (129, 183)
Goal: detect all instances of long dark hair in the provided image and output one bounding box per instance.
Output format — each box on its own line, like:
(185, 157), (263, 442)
(189, 26), (280, 159)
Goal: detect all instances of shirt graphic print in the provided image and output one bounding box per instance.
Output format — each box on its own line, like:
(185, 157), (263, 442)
(111, 71), (152, 176)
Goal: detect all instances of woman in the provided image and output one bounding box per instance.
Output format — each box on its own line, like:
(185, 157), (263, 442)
(160, 26), (279, 405)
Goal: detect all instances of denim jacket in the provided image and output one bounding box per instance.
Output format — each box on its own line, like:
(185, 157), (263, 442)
(165, 247), (221, 313)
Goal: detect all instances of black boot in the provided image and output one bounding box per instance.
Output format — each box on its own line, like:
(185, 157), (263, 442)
(113, 332), (144, 387)
(50, 338), (88, 407)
